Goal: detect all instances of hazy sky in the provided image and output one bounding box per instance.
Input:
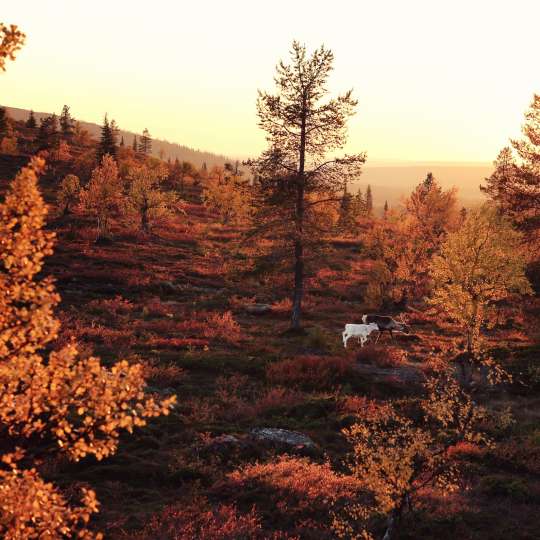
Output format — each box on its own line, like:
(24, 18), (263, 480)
(2, 0), (540, 162)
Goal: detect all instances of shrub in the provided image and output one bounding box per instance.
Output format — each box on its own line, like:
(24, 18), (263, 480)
(143, 296), (174, 317)
(478, 475), (530, 502)
(79, 154), (124, 241)
(215, 456), (363, 529)
(446, 441), (486, 460)
(337, 395), (393, 421)
(57, 173), (81, 215)
(133, 500), (266, 540)
(90, 295), (135, 315)
(204, 311), (242, 345)
(254, 387), (305, 416)
(142, 360), (185, 387)
(356, 345), (406, 368)
(266, 356), (354, 391)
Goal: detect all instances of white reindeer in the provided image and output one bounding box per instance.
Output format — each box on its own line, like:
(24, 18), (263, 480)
(342, 322), (379, 348)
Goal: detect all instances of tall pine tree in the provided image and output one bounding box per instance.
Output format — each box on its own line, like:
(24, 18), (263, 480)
(97, 114), (117, 161)
(248, 42), (365, 329)
(365, 184), (373, 216)
(482, 94), (540, 242)
(59, 104), (74, 138)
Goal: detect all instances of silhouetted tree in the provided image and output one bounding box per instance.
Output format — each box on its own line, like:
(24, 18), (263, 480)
(59, 105), (74, 138)
(37, 114), (58, 150)
(365, 184), (373, 216)
(25, 109), (37, 129)
(139, 128), (152, 155)
(132, 135), (138, 152)
(0, 107), (7, 138)
(338, 180), (355, 230)
(97, 114), (117, 161)
(249, 41), (365, 329)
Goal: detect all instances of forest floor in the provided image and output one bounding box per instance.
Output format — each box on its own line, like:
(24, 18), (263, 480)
(3, 164), (540, 539)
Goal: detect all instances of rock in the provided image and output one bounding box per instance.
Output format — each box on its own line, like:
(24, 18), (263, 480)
(249, 427), (316, 449)
(244, 303), (272, 315)
(159, 280), (181, 294)
(354, 364), (424, 384)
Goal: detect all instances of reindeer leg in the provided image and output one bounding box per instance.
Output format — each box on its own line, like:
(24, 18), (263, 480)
(390, 330), (394, 341)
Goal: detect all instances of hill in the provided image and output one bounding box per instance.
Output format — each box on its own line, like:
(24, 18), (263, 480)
(3, 106), (493, 208)
(355, 163), (493, 208)
(3, 105), (239, 169)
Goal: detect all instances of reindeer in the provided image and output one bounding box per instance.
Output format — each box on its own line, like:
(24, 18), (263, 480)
(361, 314), (410, 342)
(342, 322), (379, 348)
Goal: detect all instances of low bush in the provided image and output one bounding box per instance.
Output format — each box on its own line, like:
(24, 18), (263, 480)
(356, 345), (406, 368)
(88, 295), (136, 317)
(132, 499), (272, 540)
(478, 475), (530, 502)
(204, 311), (242, 345)
(266, 356), (354, 391)
(142, 360), (186, 387)
(214, 456), (363, 533)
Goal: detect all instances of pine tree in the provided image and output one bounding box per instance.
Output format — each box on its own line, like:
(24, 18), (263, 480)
(384, 200), (389, 217)
(36, 114), (58, 150)
(97, 114), (116, 161)
(25, 109), (37, 129)
(248, 42), (365, 329)
(109, 119), (119, 149)
(353, 187), (365, 217)
(120, 135), (124, 147)
(132, 135), (138, 152)
(60, 104), (74, 138)
(138, 128), (152, 155)
(338, 181), (355, 230)
(365, 184), (373, 216)
(0, 107), (7, 138)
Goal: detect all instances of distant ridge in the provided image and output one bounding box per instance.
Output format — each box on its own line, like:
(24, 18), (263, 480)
(3, 105), (493, 207)
(3, 106), (240, 169)
(355, 163), (493, 208)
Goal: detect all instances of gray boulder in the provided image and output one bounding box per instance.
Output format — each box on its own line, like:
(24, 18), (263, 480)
(249, 427), (316, 449)
(244, 303), (272, 315)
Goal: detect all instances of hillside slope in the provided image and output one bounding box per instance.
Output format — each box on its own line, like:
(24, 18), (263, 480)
(3, 105), (239, 169)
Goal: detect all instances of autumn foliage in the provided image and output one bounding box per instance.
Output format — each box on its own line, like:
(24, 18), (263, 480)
(0, 158), (175, 537)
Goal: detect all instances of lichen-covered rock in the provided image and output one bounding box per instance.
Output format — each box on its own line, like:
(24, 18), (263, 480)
(244, 304), (272, 315)
(249, 428), (316, 449)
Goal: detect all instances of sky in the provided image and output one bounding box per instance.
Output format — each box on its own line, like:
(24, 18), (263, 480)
(2, 0), (540, 163)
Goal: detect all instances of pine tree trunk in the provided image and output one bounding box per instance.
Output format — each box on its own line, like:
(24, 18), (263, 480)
(291, 237), (304, 329)
(290, 98), (307, 331)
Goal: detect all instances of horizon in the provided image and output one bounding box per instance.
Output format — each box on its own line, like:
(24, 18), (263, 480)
(3, 1), (540, 163)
